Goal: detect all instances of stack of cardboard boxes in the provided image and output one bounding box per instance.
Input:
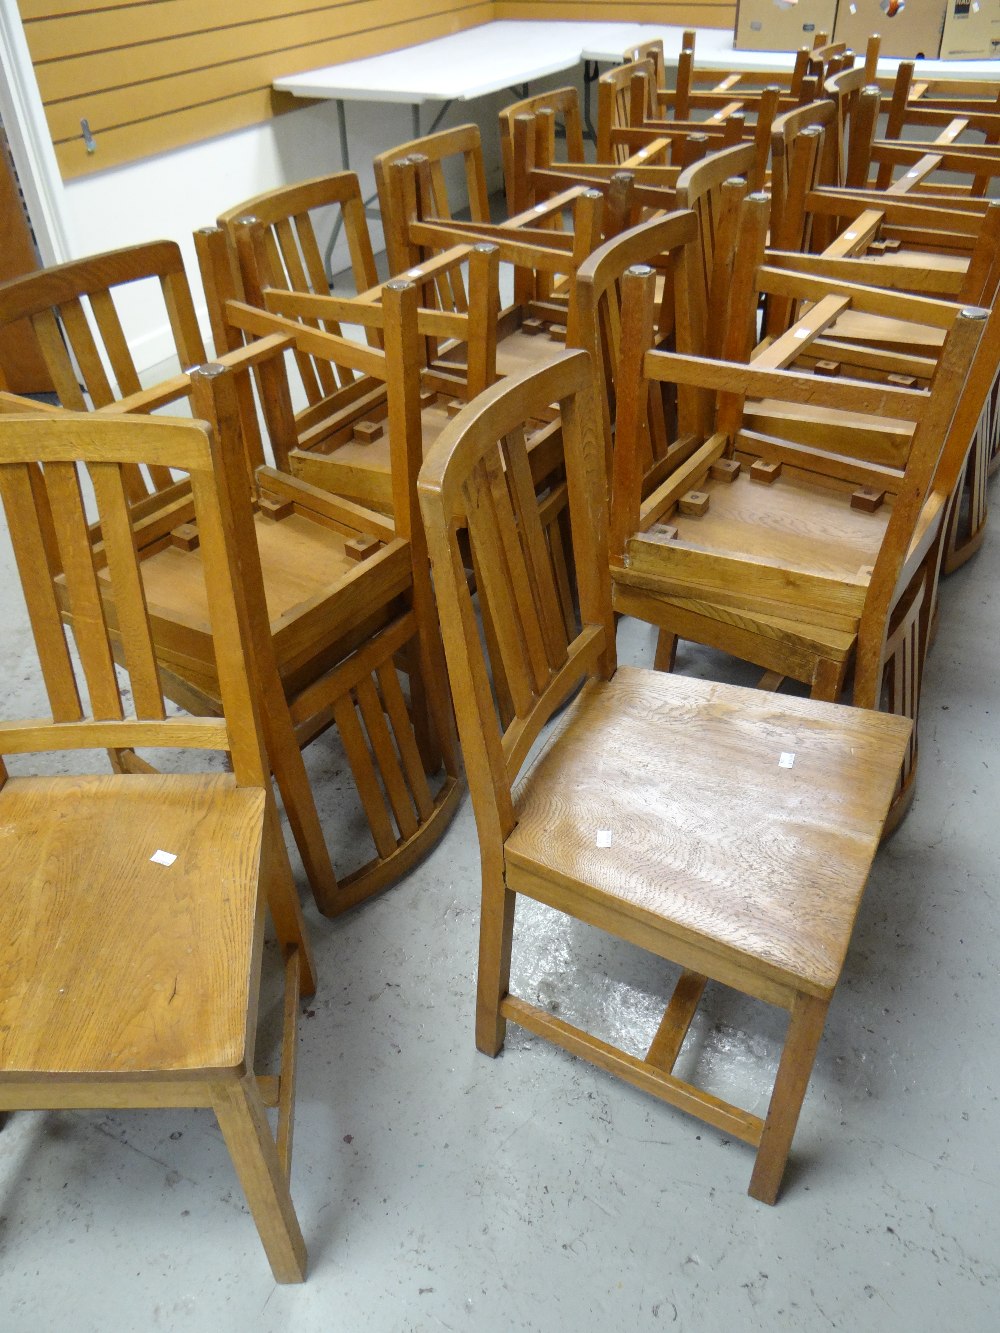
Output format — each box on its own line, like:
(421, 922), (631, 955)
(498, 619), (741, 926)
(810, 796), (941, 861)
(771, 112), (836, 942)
(734, 0), (1000, 60)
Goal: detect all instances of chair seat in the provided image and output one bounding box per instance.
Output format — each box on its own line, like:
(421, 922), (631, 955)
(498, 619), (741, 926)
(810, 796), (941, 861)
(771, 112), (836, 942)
(670, 466), (889, 583)
(622, 466), (888, 633)
(506, 667), (911, 998)
(122, 510), (409, 689)
(0, 773), (265, 1079)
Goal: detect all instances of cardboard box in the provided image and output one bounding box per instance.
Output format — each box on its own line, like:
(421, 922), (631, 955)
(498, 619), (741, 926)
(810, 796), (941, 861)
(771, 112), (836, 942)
(939, 0), (1000, 60)
(834, 0), (946, 59)
(735, 0), (840, 52)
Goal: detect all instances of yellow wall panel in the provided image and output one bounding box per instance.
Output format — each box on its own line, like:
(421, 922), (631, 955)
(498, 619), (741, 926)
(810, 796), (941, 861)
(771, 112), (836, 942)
(22, 0), (492, 178)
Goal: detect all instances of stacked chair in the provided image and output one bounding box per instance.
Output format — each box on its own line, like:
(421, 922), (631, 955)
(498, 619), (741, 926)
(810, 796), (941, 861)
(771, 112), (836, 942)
(0, 246), (462, 918)
(1, 31), (999, 1274)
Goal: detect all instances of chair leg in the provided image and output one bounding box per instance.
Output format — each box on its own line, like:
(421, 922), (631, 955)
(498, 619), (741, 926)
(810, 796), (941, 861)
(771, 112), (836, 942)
(476, 862), (517, 1057)
(213, 1074), (307, 1284)
(653, 629), (678, 673)
(264, 712), (341, 909)
(748, 991), (830, 1205)
(809, 657), (843, 702)
(262, 799), (317, 996)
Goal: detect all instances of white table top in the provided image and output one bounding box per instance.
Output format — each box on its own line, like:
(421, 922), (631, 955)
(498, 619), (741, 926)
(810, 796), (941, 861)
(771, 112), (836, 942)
(275, 19), (1000, 107)
(274, 21), (586, 103)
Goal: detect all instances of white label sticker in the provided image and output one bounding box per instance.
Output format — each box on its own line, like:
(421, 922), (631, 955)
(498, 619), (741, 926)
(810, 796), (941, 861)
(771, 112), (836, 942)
(844, 231), (857, 240)
(778, 752), (796, 769)
(534, 203), (547, 213)
(794, 328), (810, 339)
(849, 3), (857, 13)
(150, 849), (177, 866)
(406, 268), (423, 278)
(596, 829), (613, 848)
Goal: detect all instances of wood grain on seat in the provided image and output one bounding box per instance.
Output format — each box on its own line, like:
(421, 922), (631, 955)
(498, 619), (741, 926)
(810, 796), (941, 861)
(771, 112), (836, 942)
(508, 668), (908, 998)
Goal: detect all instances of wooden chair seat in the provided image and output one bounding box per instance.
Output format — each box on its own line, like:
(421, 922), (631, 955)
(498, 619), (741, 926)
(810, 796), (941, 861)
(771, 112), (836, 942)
(507, 667), (909, 999)
(286, 391), (457, 512)
(0, 772), (264, 1077)
(645, 463), (891, 595)
(113, 507), (405, 694)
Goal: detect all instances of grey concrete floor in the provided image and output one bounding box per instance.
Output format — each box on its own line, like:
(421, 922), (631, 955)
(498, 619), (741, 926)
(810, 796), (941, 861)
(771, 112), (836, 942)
(0, 495), (998, 1332)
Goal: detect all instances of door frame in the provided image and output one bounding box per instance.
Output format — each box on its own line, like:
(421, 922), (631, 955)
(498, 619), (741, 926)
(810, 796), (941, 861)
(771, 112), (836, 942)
(0, 0), (72, 266)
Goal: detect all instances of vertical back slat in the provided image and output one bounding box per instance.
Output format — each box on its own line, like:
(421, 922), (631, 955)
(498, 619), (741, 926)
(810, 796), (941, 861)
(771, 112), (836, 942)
(32, 309), (87, 410)
(355, 676), (419, 841)
(0, 462), (83, 722)
(274, 219), (338, 394)
(45, 461), (124, 720)
(161, 266), (208, 369)
(89, 461), (165, 720)
(60, 299), (116, 407)
(332, 694), (398, 857)
(89, 290), (142, 399)
(376, 662), (435, 821)
(501, 430), (570, 672)
(465, 463), (536, 719)
(482, 446), (552, 693)
(296, 212), (331, 298)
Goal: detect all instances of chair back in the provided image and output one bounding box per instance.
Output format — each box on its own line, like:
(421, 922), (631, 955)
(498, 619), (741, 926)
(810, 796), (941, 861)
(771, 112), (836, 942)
(216, 170), (378, 299)
(417, 353), (614, 850)
(374, 124), (491, 275)
(499, 87), (585, 209)
(623, 39), (665, 92)
(674, 142), (758, 297)
(573, 209), (711, 483)
(597, 59), (656, 164)
(0, 242), (206, 502)
(0, 395), (270, 787)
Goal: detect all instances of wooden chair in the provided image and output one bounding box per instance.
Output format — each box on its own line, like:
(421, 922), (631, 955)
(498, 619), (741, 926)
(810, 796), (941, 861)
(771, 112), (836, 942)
(607, 253), (992, 824)
(766, 168), (1000, 572)
(214, 222), (578, 694)
(211, 219), (502, 504)
(609, 252), (986, 710)
(373, 124), (619, 363)
(0, 247), (461, 916)
(373, 124), (492, 277)
(0, 404), (316, 1281)
(417, 350), (912, 1203)
(499, 106), (682, 236)
(878, 59), (1000, 138)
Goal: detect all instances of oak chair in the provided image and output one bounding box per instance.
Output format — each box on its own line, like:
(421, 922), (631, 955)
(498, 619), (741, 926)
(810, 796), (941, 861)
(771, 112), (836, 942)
(373, 123), (629, 364)
(417, 350), (912, 1202)
(213, 218), (578, 711)
(610, 259), (989, 813)
(0, 247), (461, 916)
(0, 405), (316, 1282)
